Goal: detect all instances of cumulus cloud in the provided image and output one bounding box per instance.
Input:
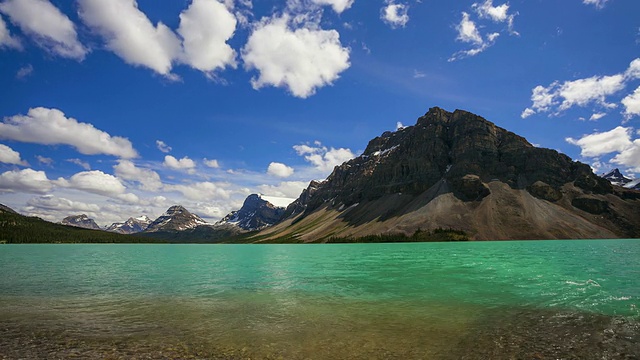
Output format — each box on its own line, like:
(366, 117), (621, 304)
(56, 170), (127, 197)
(113, 160), (162, 191)
(449, 12), (499, 61)
(0, 107), (138, 158)
(267, 162), (295, 178)
(381, 2), (409, 29)
(0, 144), (27, 165)
(177, 0), (237, 75)
(567, 126), (640, 172)
(66, 158), (90, 170)
(241, 14), (350, 98)
(78, 0), (181, 77)
(257, 180), (307, 199)
(311, 0), (354, 13)
(566, 126), (633, 158)
(203, 158), (220, 168)
(27, 194), (100, 213)
(165, 181), (232, 201)
(582, 0), (609, 9)
(522, 58), (640, 118)
(0, 168), (52, 193)
(622, 86), (640, 118)
(0, 15), (21, 49)
(156, 140), (172, 153)
(0, 0), (87, 59)
(163, 155), (196, 173)
(293, 142), (355, 172)
(472, 0), (517, 34)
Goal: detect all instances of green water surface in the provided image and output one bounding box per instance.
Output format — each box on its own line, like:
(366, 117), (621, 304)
(0, 240), (638, 359)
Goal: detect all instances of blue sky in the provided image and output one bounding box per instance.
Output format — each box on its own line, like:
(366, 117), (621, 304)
(1, 0), (639, 226)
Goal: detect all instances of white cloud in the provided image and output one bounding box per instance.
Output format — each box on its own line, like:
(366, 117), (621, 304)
(66, 158), (91, 170)
(56, 170), (127, 197)
(293, 142), (354, 172)
(448, 12), (500, 61)
(267, 162), (295, 178)
(0, 168), (52, 193)
(622, 86), (640, 118)
(0, 144), (27, 165)
(27, 195), (100, 213)
(589, 112), (606, 121)
(612, 140), (640, 172)
(163, 155), (196, 172)
(455, 12), (483, 46)
(566, 126), (633, 157)
(113, 160), (162, 191)
(78, 0), (181, 77)
(15, 64), (33, 79)
(241, 15), (350, 98)
(0, 0), (87, 59)
(177, 0), (237, 75)
(311, 0), (354, 13)
(0, 107), (138, 158)
(156, 140), (172, 153)
(381, 2), (409, 29)
(582, 0), (609, 9)
(472, 0), (517, 34)
(257, 180), (307, 199)
(523, 58), (640, 117)
(36, 155), (53, 166)
(165, 181), (232, 201)
(0, 15), (21, 49)
(203, 158), (220, 168)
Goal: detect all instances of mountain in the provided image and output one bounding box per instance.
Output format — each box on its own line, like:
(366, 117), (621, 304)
(602, 169), (633, 187)
(255, 107), (640, 242)
(0, 207), (161, 244)
(60, 214), (101, 230)
(602, 168), (640, 191)
(0, 203), (17, 214)
(143, 205), (208, 233)
(217, 194), (285, 231)
(106, 215), (152, 234)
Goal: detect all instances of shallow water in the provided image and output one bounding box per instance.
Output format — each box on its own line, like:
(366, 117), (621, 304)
(0, 240), (638, 359)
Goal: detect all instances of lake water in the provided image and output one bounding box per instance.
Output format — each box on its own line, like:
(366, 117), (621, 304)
(0, 240), (638, 359)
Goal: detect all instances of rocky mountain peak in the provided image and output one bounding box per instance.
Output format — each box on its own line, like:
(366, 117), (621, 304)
(61, 214), (101, 230)
(218, 194), (285, 231)
(602, 168), (632, 186)
(276, 107), (628, 239)
(144, 205), (207, 233)
(106, 215), (153, 234)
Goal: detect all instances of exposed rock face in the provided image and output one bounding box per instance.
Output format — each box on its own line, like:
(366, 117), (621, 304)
(106, 216), (152, 234)
(602, 168), (640, 190)
(218, 194), (285, 231)
(60, 214), (101, 230)
(286, 107), (610, 219)
(266, 107), (640, 241)
(144, 206), (207, 232)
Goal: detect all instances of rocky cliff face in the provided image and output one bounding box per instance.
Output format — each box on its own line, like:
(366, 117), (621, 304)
(106, 215), (152, 234)
(265, 107), (639, 241)
(218, 194), (285, 231)
(60, 214), (101, 230)
(144, 206), (207, 233)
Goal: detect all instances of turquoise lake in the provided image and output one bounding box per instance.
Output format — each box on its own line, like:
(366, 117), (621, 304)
(0, 240), (639, 359)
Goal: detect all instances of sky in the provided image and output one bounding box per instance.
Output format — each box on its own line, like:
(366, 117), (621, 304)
(0, 0), (639, 227)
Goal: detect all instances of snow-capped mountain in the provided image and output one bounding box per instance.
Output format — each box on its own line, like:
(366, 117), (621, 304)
(601, 168), (633, 187)
(144, 205), (208, 233)
(106, 215), (152, 234)
(60, 214), (101, 230)
(624, 179), (640, 191)
(217, 194), (285, 231)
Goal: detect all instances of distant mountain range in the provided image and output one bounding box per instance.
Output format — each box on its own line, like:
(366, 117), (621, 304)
(3, 107), (639, 243)
(602, 169), (640, 190)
